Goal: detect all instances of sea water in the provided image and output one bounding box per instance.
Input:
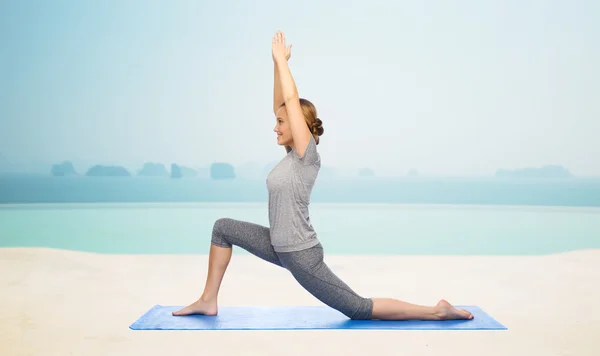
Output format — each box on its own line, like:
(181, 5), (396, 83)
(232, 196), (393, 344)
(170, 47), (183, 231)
(1, 202), (599, 255)
(1, 176), (600, 207)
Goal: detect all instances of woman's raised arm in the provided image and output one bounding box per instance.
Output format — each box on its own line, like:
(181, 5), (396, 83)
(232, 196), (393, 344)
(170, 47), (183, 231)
(273, 38), (291, 114)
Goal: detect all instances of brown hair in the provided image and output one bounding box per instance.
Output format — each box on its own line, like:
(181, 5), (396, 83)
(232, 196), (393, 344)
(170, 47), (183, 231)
(279, 98), (324, 144)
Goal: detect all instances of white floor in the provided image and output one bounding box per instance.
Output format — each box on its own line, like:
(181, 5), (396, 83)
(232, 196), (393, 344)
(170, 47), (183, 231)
(2, 248), (599, 356)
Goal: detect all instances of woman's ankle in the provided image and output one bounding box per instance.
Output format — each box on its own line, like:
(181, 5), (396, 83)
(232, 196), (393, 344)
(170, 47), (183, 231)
(200, 293), (217, 303)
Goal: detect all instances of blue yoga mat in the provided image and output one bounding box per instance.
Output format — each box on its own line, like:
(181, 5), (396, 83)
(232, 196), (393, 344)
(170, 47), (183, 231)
(129, 305), (506, 330)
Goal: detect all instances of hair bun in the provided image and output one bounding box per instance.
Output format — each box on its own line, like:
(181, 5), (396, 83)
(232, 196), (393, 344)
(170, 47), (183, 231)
(311, 118), (324, 136)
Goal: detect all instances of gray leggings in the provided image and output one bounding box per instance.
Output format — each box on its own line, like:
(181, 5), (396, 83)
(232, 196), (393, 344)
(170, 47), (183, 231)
(211, 218), (373, 320)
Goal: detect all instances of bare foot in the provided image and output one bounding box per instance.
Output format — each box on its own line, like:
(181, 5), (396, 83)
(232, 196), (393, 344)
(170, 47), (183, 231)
(434, 299), (473, 320)
(172, 297), (218, 316)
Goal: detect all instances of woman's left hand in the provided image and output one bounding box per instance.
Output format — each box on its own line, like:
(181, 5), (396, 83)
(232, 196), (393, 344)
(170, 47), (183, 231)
(272, 30), (291, 64)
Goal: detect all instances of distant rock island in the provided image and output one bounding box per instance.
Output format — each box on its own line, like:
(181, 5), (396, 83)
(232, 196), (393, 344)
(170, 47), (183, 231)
(51, 161), (78, 176)
(86, 165), (130, 177)
(211, 162), (236, 179)
(138, 163), (169, 177)
(171, 164), (198, 179)
(495, 165), (572, 178)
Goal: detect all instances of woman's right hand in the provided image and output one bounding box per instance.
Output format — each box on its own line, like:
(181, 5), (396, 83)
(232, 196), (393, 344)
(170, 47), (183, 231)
(272, 30), (292, 63)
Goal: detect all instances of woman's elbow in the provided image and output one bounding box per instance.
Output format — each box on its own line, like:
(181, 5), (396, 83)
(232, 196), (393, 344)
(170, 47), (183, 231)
(283, 92), (299, 103)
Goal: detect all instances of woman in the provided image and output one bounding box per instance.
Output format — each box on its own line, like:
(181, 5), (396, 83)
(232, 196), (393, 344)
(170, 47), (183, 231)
(173, 31), (473, 321)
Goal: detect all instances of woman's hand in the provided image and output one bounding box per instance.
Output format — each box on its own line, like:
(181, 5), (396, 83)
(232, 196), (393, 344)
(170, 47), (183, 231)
(272, 30), (291, 64)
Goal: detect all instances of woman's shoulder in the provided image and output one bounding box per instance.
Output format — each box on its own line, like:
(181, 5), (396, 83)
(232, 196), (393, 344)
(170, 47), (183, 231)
(291, 135), (320, 166)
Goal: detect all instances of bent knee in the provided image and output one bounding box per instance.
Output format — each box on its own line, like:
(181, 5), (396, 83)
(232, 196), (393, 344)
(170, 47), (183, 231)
(211, 218), (234, 247)
(213, 218), (233, 233)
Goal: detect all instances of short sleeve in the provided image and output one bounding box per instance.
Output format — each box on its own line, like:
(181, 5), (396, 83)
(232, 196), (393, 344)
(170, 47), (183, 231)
(293, 135), (320, 166)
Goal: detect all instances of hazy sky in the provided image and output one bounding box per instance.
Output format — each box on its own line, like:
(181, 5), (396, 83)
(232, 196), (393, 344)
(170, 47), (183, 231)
(1, 0), (599, 176)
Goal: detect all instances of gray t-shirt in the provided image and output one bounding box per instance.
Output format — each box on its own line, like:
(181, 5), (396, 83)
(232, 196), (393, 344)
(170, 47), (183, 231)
(266, 134), (321, 252)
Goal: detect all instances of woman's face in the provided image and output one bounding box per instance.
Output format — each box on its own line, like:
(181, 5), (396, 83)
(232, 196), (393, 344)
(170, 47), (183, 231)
(273, 107), (292, 147)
